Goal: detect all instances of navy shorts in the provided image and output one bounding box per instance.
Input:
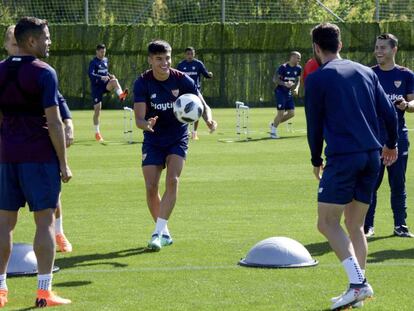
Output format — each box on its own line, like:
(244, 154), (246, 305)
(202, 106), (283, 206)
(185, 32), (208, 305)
(318, 150), (381, 205)
(0, 162), (61, 212)
(92, 81), (110, 104)
(142, 141), (188, 167)
(275, 89), (295, 111)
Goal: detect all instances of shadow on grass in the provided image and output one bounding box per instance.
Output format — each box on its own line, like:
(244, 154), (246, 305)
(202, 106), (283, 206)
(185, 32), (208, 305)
(218, 135), (305, 143)
(73, 139), (142, 146)
(304, 241), (332, 257)
(54, 280), (93, 288)
(368, 247), (414, 263)
(55, 247), (150, 269)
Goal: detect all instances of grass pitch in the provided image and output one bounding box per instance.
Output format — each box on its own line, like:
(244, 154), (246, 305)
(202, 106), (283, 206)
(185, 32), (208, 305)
(7, 107), (414, 310)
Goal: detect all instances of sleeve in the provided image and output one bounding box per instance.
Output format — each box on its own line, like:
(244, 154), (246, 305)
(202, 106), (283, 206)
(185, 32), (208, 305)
(304, 74), (324, 167)
(88, 59), (100, 83)
(176, 61), (183, 71)
(133, 76), (147, 103)
(277, 65), (284, 77)
(374, 74), (398, 149)
(198, 61), (211, 78)
(57, 91), (71, 120)
(180, 74), (199, 96)
(298, 66), (302, 76)
(39, 67), (59, 109)
(406, 70), (414, 95)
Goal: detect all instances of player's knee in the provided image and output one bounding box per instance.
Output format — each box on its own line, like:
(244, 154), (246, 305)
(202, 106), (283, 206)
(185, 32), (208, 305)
(166, 175), (180, 188)
(145, 182), (159, 195)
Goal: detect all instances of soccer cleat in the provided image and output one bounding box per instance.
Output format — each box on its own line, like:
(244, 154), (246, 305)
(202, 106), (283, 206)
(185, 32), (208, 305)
(35, 290), (71, 308)
(331, 292), (363, 308)
(55, 233), (73, 253)
(0, 289), (8, 308)
(161, 234), (173, 247)
(330, 282), (373, 310)
(191, 131), (199, 140)
(95, 132), (104, 142)
(147, 234), (162, 251)
(119, 88), (129, 102)
(270, 133), (279, 139)
(394, 225), (414, 238)
(364, 226), (375, 238)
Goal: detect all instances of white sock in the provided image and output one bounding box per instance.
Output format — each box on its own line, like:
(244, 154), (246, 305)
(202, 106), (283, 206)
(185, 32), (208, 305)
(361, 269), (366, 277)
(94, 125), (100, 133)
(0, 273), (7, 290)
(270, 124), (276, 134)
(37, 274), (53, 291)
(342, 256), (365, 284)
(116, 88), (122, 96)
(153, 218), (168, 236)
(55, 216), (63, 235)
(163, 225), (171, 237)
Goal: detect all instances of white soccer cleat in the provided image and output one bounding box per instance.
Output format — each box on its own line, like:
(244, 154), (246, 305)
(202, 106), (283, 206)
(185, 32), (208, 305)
(330, 283), (373, 310)
(331, 293), (364, 308)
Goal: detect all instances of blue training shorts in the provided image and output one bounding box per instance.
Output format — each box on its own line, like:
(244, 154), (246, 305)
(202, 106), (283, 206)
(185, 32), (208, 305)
(92, 80), (110, 104)
(275, 89), (295, 111)
(318, 150), (381, 205)
(142, 140), (188, 167)
(0, 162), (61, 212)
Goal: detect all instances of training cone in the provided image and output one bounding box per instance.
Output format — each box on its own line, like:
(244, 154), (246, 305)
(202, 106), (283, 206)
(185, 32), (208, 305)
(239, 237), (318, 268)
(7, 243), (60, 277)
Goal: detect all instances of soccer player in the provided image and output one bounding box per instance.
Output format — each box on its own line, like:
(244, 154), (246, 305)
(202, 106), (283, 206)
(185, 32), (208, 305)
(88, 43), (128, 142)
(177, 47), (213, 140)
(133, 40), (217, 251)
(270, 51), (301, 139)
(364, 33), (414, 238)
(0, 17), (72, 307)
(305, 23), (398, 310)
(3, 25), (73, 253)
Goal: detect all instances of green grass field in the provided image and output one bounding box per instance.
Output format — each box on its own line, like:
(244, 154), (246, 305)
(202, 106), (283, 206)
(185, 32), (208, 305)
(6, 107), (414, 310)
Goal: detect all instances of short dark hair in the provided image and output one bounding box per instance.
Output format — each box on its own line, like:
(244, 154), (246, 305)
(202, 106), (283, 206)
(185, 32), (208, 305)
(290, 51), (301, 58)
(185, 46), (195, 53)
(14, 16), (48, 47)
(311, 23), (341, 54)
(148, 40), (171, 55)
(376, 33), (398, 49)
(96, 43), (106, 50)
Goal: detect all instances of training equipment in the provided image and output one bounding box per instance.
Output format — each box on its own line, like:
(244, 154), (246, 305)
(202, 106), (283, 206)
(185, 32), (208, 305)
(147, 234), (162, 251)
(36, 290), (72, 307)
(7, 243), (59, 277)
(331, 283), (373, 310)
(173, 94), (204, 124)
(235, 101), (250, 140)
(239, 237), (318, 268)
(56, 233), (73, 253)
(123, 107), (133, 144)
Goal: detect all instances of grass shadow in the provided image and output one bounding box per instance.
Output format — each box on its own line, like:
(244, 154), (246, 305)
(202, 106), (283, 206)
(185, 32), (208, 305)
(55, 247), (150, 269)
(54, 280), (92, 288)
(368, 247), (414, 263)
(304, 241), (332, 257)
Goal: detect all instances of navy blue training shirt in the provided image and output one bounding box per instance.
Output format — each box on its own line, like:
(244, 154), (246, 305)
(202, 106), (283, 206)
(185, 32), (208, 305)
(305, 59), (398, 167)
(275, 63), (302, 93)
(176, 59), (210, 90)
(134, 68), (199, 146)
(372, 65), (414, 143)
(88, 57), (109, 86)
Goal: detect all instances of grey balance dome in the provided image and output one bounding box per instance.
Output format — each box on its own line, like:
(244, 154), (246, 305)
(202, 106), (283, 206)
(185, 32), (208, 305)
(239, 237), (318, 268)
(7, 243), (59, 277)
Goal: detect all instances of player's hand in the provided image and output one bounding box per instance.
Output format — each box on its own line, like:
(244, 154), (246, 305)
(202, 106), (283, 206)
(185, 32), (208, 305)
(101, 76), (110, 82)
(292, 88), (299, 96)
(145, 116), (158, 132)
(108, 74), (115, 80)
(64, 121), (74, 148)
(60, 164), (72, 183)
(285, 81), (294, 88)
(381, 146), (398, 166)
(206, 119), (217, 133)
(313, 165), (323, 180)
(394, 98), (408, 111)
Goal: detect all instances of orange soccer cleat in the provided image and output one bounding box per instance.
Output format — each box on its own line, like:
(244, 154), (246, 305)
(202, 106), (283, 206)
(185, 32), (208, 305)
(55, 233), (72, 253)
(0, 289), (8, 308)
(119, 88), (129, 102)
(95, 132), (104, 142)
(35, 290), (71, 308)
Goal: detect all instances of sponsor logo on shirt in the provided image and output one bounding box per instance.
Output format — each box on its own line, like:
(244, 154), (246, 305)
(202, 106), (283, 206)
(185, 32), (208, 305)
(387, 93), (403, 103)
(394, 80), (402, 88)
(151, 102), (174, 111)
(171, 89), (179, 97)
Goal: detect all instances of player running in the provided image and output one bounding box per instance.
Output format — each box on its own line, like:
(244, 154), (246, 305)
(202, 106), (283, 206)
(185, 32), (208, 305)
(270, 51), (301, 139)
(177, 47), (213, 140)
(88, 43), (128, 142)
(0, 16), (72, 308)
(133, 40), (217, 251)
(3, 25), (73, 253)
(364, 33), (414, 238)
(305, 23), (398, 310)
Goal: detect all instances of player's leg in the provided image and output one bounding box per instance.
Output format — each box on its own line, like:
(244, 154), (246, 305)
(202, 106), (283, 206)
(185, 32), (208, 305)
(93, 101), (104, 142)
(364, 164), (385, 237)
(54, 196), (72, 253)
(106, 76), (128, 101)
(191, 120), (199, 140)
(142, 165), (163, 222)
(387, 150), (413, 237)
(281, 109), (295, 122)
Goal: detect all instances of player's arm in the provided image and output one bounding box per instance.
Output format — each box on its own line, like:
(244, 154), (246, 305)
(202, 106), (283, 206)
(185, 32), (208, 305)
(304, 75), (324, 179)
(404, 94), (414, 112)
(397, 71), (414, 113)
(293, 76), (301, 96)
(134, 102), (157, 132)
(200, 61), (213, 79)
(57, 91), (74, 147)
(198, 93), (217, 132)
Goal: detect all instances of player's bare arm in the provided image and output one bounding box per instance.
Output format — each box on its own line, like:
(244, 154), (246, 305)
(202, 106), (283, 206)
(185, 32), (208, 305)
(134, 102), (158, 132)
(198, 93), (217, 132)
(63, 118), (74, 147)
(399, 93), (414, 112)
(45, 105), (72, 183)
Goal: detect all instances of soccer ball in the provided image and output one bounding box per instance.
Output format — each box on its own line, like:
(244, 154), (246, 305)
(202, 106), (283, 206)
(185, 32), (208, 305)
(173, 93), (204, 124)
